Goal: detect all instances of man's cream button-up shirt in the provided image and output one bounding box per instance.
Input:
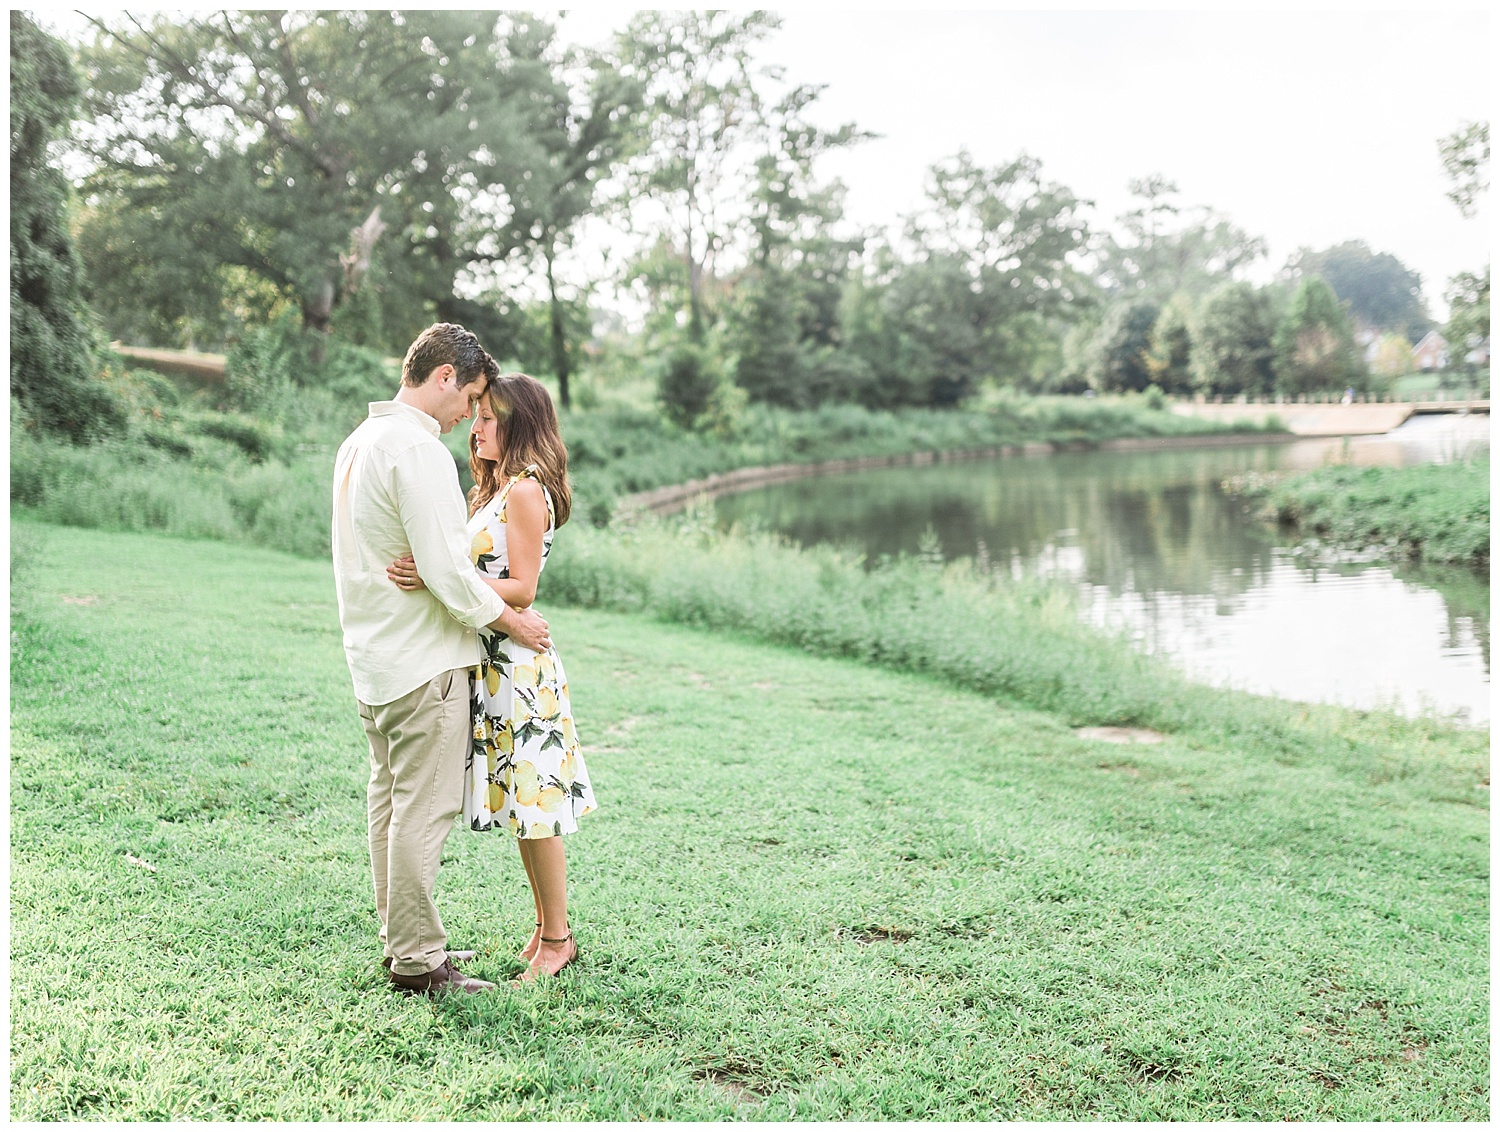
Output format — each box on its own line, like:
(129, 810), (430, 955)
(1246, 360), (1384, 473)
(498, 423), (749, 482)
(332, 400), (507, 706)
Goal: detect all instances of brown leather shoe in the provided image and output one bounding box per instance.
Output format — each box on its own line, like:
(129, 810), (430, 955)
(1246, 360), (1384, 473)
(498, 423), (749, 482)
(383, 950), (475, 969)
(388, 957), (494, 996)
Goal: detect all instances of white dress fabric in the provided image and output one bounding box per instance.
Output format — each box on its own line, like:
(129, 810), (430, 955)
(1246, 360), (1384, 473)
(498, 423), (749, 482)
(461, 466), (596, 838)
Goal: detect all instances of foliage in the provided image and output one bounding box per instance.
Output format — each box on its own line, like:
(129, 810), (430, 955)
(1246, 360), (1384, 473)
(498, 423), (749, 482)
(1232, 459), (1489, 567)
(1144, 293), (1196, 395)
(75, 11), (561, 344)
(1089, 301), (1160, 393)
(656, 343), (728, 430)
(618, 10), (783, 340)
(1443, 268), (1490, 373)
(466, 34), (646, 408)
(1369, 333), (1415, 378)
(1283, 242), (1428, 338)
(9, 12), (121, 442)
(1271, 276), (1365, 396)
(729, 93), (868, 408)
(1191, 282), (1281, 398)
(900, 150), (1092, 402)
(11, 521), (1487, 1120)
(1097, 175), (1266, 301)
(1437, 120), (1489, 219)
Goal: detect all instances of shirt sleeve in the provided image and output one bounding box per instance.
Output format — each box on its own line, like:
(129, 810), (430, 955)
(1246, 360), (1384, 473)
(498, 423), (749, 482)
(392, 439), (508, 631)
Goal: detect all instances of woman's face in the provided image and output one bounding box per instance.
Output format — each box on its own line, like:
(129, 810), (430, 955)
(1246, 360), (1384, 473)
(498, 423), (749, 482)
(470, 395), (502, 461)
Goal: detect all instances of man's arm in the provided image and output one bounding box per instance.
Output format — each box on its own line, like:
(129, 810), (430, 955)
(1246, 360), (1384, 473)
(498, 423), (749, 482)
(393, 441), (508, 630)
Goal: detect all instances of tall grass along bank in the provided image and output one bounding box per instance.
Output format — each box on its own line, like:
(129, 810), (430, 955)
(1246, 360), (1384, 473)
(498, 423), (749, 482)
(9, 521), (1488, 1119)
(1227, 458), (1490, 567)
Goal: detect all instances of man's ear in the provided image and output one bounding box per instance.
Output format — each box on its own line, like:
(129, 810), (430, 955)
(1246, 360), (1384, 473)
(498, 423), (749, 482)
(428, 363), (457, 387)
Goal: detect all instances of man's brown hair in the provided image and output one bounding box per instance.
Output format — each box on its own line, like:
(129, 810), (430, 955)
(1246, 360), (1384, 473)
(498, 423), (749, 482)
(400, 323), (498, 388)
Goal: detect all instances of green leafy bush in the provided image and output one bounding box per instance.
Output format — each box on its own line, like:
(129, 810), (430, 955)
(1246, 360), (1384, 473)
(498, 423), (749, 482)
(1233, 459), (1489, 566)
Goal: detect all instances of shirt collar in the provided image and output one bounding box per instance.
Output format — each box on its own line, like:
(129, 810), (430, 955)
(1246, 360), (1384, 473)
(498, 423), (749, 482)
(369, 400), (439, 436)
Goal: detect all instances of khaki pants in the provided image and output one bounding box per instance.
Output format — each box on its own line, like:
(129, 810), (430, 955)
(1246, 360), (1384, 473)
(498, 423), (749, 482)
(358, 667), (471, 977)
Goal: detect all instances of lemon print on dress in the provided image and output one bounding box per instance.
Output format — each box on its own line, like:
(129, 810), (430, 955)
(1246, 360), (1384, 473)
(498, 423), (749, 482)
(495, 727), (514, 756)
(561, 716), (576, 746)
(512, 662), (538, 690)
(470, 529), (493, 565)
(483, 662), (501, 696)
(486, 782), (504, 811)
(536, 687), (559, 720)
(559, 748), (577, 787)
(527, 822), (552, 839)
(536, 654), (555, 682)
(513, 761), (541, 806)
(537, 786), (565, 813)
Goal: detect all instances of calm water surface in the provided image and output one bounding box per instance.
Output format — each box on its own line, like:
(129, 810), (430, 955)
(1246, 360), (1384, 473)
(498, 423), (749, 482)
(715, 415), (1491, 723)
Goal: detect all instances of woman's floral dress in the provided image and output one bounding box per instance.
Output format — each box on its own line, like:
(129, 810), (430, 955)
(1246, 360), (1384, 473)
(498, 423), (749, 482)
(462, 466), (596, 838)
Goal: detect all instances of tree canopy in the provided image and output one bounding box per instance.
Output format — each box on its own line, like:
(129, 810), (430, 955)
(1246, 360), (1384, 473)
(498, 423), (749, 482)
(1283, 241), (1428, 339)
(11, 11), (110, 441)
(75, 10), (562, 343)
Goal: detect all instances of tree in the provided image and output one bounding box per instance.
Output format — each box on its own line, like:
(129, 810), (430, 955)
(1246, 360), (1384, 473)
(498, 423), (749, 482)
(1099, 175), (1266, 301)
(1438, 120), (1489, 219)
(467, 33), (645, 408)
(617, 10), (781, 342)
(1436, 121), (1487, 383)
(1145, 293), (1196, 395)
(1192, 282), (1280, 398)
(1089, 301), (1160, 393)
(75, 11), (556, 345)
(1272, 276), (1364, 396)
(891, 150), (1091, 403)
(730, 86), (867, 407)
(1282, 241), (1428, 338)
(1369, 333), (1415, 378)
(10, 12), (117, 442)
(1444, 268), (1490, 370)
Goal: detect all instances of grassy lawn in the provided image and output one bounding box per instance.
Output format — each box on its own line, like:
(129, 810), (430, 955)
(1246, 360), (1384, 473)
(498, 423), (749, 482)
(9, 521), (1489, 1120)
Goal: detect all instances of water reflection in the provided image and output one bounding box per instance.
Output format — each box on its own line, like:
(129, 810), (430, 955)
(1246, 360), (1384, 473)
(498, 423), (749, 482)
(714, 416), (1490, 723)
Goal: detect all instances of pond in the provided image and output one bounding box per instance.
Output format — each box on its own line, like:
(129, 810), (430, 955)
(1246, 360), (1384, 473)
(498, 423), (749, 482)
(714, 414), (1491, 724)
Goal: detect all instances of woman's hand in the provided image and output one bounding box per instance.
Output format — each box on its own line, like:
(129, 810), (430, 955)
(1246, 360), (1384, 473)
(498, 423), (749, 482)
(387, 555), (426, 592)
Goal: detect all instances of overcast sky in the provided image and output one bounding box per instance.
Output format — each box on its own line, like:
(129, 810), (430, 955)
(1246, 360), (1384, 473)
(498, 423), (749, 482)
(42, 6), (1491, 320)
(558, 7), (1490, 319)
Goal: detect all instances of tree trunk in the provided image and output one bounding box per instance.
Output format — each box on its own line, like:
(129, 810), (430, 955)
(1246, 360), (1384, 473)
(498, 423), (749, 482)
(544, 243), (570, 410)
(301, 279), (336, 364)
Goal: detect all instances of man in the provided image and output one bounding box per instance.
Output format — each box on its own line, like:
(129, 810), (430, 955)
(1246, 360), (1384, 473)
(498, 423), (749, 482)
(332, 322), (551, 996)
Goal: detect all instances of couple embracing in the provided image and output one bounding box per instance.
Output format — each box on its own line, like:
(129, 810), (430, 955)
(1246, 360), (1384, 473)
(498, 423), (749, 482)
(331, 322), (597, 995)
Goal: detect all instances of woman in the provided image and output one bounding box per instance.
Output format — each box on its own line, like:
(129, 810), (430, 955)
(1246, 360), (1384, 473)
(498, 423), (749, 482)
(388, 372), (596, 982)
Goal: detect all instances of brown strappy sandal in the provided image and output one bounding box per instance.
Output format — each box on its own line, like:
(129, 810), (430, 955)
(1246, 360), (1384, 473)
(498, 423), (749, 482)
(513, 929), (578, 984)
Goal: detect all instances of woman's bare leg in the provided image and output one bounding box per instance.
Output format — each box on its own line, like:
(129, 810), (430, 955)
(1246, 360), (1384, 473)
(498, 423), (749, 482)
(516, 839), (544, 961)
(517, 836), (576, 980)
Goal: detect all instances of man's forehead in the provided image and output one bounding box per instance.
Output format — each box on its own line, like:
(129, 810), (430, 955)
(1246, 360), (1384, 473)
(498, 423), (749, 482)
(468, 381), (487, 400)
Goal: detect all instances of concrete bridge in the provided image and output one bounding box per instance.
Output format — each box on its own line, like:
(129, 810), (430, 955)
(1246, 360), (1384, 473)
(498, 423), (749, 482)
(1172, 399), (1489, 436)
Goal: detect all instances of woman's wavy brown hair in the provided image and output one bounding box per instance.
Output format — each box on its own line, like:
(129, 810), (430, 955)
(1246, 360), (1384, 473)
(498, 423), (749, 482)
(467, 371), (572, 526)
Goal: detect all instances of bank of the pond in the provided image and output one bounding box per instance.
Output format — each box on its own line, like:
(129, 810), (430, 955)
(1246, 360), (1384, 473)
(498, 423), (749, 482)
(620, 429), (1297, 515)
(10, 387), (1276, 557)
(1228, 459), (1490, 567)
(10, 521), (1487, 1120)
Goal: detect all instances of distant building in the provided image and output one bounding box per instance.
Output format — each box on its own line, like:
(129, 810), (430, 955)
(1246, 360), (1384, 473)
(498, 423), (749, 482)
(1411, 330), (1448, 371)
(1463, 337), (1490, 367)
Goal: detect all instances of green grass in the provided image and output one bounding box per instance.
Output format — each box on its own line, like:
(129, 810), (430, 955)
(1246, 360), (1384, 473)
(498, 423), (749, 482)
(10, 520), (1488, 1119)
(1229, 459), (1490, 567)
